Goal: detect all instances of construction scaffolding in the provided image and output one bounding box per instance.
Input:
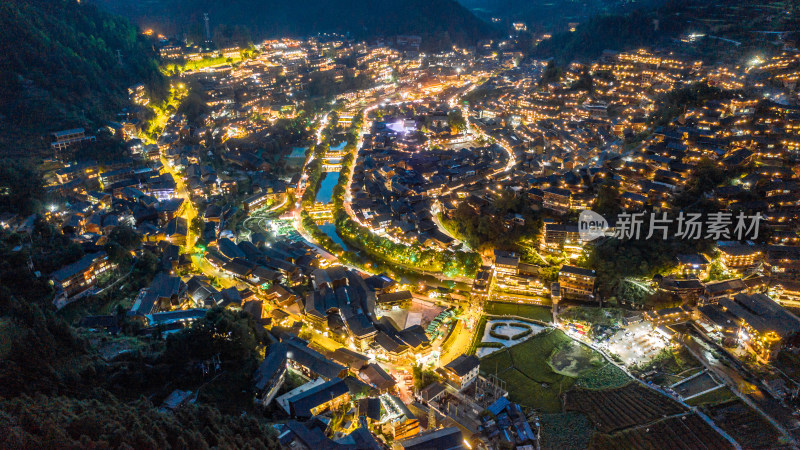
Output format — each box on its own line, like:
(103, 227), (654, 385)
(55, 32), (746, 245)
(474, 374), (507, 409)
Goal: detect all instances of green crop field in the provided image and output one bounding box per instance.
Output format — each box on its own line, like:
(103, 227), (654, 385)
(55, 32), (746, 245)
(575, 363), (631, 389)
(539, 412), (595, 450)
(706, 399), (785, 448)
(479, 329), (626, 412)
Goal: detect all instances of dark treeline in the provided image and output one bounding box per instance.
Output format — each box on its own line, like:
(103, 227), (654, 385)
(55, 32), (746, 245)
(1, 394), (279, 449)
(649, 82), (739, 127)
(532, 2), (691, 64)
(0, 0), (167, 153)
(442, 191), (543, 255)
(458, 0), (666, 30)
(96, 0), (499, 51)
(0, 277), (281, 448)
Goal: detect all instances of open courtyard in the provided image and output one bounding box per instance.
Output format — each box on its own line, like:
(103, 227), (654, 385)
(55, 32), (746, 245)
(603, 320), (669, 367)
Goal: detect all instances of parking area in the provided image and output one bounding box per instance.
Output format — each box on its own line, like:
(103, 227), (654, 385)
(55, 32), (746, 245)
(602, 321), (669, 367)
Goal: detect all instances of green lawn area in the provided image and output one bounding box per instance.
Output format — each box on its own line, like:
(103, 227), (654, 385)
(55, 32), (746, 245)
(480, 344), (513, 375)
(685, 386), (737, 407)
(480, 329), (608, 412)
(511, 329), (573, 383)
(480, 329), (630, 411)
(484, 301), (552, 323)
(505, 368), (571, 413)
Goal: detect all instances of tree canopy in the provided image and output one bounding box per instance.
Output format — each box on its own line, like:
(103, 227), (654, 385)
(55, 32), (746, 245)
(0, 393), (279, 449)
(0, 0), (166, 153)
(165, 307), (271, 363)
(95, 0), (499, 52)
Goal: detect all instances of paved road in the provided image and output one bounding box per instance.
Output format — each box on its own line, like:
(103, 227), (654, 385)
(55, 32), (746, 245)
(438, 321), (472, 367)
(161, 156), (197, 249)
(430, 205), (469, 251)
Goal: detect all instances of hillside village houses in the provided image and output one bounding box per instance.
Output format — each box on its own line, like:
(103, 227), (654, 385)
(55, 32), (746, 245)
(33, 27), (800, 448)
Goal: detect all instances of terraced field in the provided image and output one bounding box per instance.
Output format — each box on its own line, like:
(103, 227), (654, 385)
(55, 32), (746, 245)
(481, 327), (734, 448)
(706, 400), (787, 449)
(590, 413), (735, 450)
(565, 383), (686, 433)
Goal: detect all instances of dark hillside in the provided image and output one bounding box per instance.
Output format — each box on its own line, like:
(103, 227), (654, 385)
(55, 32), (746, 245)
(0, 0), (165, 154)
(96, 0), (499, 51)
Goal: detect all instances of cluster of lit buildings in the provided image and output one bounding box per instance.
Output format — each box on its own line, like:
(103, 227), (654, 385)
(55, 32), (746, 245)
(32, 21), (800, 446)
